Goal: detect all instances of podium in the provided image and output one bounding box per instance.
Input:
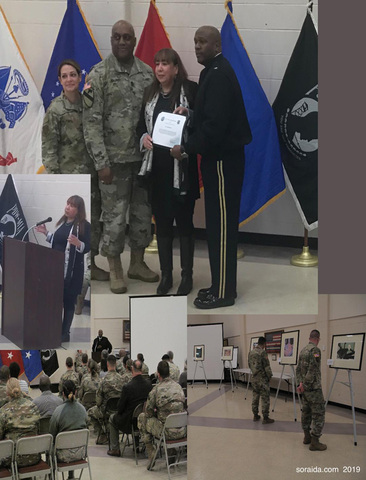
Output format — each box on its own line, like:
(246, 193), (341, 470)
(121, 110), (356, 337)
(1, 237), (64, 349)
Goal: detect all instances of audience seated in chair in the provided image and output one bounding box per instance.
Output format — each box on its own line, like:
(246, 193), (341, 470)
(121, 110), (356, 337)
(108, 359), (152, 457)
(33, 374), (63, 418)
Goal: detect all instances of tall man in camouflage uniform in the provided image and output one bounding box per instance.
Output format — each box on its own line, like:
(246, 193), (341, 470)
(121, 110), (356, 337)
(138, 360), (186, 470)
(83, 20), (158, 294)
(58, 357), (80, 396)
(87, 354), (124, 444)
(248, 336), (275, 424)
(296, 329), (327, 451)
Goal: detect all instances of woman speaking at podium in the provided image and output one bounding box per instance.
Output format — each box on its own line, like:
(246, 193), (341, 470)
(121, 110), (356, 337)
(36, 195), (90, 342)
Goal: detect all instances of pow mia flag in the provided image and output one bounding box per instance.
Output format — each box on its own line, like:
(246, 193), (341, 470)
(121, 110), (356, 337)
(273, 7), (318, 231)
(0, 174), (29, 267)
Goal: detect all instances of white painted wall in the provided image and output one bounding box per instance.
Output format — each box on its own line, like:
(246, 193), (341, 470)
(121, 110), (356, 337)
(188, 295), (366, 409)
(2, 0), (318, 237)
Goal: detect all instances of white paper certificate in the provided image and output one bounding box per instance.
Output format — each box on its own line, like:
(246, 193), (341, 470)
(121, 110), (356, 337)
(152, 112), (187, 148)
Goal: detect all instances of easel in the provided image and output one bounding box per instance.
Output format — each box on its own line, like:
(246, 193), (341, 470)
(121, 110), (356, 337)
(272, 364), (302, 422)
(325, 368), (358, 446)
(191, 359), (208, 388)
(219, 360), (238, 392)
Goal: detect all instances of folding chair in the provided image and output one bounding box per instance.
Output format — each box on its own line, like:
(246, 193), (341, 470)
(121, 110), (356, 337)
(39, 416), (51, 434)
(54, 429), (92, 480)
(150, 412), (187, 479)
(81, 391), (97, 410)
(14, 434), (54, 480)
(120, 402), (145, 465)
(96, 397), (119, 447)
(0, 439), (15, 480)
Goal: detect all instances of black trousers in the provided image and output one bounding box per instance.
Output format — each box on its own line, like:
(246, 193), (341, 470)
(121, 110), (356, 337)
(201, 153), (245, 299)
(153, 197), (195, 238)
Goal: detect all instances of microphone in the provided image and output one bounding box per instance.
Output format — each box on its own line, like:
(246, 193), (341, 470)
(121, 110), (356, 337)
(36, 217), (52, 226)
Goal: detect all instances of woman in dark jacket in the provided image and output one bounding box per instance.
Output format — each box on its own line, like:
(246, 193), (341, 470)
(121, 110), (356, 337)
(36, 195), (91, 342)
(137, 48), (199, 296)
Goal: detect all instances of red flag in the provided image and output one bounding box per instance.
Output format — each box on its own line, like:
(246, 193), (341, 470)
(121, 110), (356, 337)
(0, 351), (25, 374)
(135, 0), (171, 68)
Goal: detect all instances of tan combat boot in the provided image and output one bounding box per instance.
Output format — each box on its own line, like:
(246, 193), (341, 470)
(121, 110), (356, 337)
(91, 255), (109, 281)
(127, 249), (159, 282)
(303, 430), (311, 444)
(74, 295), (84, 315)
(107, 256), (127, 294)
(146, 443), (156, 470)
(309, 435), (327, 451)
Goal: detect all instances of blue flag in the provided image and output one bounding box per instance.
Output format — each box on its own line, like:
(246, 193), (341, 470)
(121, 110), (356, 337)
(221, 1), (285, 225)
(41, 0), (102, 110)
(21, 350), (43, 382)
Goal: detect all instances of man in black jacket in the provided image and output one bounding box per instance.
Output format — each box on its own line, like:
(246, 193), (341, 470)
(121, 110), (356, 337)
(171, 25), (252, 309)
(92, 330), (112, 354)
(107, 359), (152, 456)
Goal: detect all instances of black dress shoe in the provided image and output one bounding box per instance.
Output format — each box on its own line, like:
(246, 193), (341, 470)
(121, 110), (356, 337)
(177, 274), (193, 295)
(194, 294), (235, 309)
(197, 287), (237, 300)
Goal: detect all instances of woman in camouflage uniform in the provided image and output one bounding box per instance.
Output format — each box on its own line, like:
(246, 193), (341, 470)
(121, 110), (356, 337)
(78, 360), (100, 409)
(42, 59), (107, 283)
(0, 378), (40, 468)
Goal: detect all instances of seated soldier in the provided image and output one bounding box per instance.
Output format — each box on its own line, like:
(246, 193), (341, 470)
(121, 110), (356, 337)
(75, 351), (89, 381)
(116, 349), (127, 374)
(0, 365), (10, 408)
(120, 358), (133, 387)
(87, 354), (124, 444)
(58, 357), (80, 397)
(162, 353), (180, 382)
(108, 359), (152, 456)
(0, 379), (40, 469)
(138, 360), (186, 470)
(137, 353), (149, 376)
(78, 360), (101, 410)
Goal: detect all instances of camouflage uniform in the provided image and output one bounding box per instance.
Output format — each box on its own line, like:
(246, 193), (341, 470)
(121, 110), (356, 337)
(168, 362), (180, 383)
(42, 91), (102, 257)
(142, 362), (149, 376)
(0, 382), (9, 408)
(138, 377), (186, 445)
(83, 54), (154, 257)
(248, 346), (273, 416)
(58, 370), (80, 397)
(78, 373), (101, 409)
(296, 342), (325, 437)
(87, 370), (124, 431)
(120, 369), (133, 388)
(116, 358), (126, 375)
(0, 396), (40, 467)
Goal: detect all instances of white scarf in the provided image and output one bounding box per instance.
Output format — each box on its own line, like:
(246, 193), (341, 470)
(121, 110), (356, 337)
(138, 85), (189, 194)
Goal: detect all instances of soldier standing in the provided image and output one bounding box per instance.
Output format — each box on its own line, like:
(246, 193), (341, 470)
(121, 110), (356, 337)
(138, 360), (186, 470)
(248, 336), (275, 424)
(83, 20), (158, 294)
(42, 59), (107, 282)
(296, 329), (327, 451)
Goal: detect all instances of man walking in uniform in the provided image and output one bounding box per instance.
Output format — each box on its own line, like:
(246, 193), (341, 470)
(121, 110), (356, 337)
(171, 25), (252, 309)
(296, 329), (327, 451)
(83, 20), (158, 294)
(248, 336), (275, 424)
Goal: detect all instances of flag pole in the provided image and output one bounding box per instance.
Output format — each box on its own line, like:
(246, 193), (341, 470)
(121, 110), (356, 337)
(291, 228), (318, 267)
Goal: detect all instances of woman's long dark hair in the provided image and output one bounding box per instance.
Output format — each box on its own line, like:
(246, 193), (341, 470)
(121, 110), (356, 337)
(145, 48), (190, 109)
(56, 195), (87, 235)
